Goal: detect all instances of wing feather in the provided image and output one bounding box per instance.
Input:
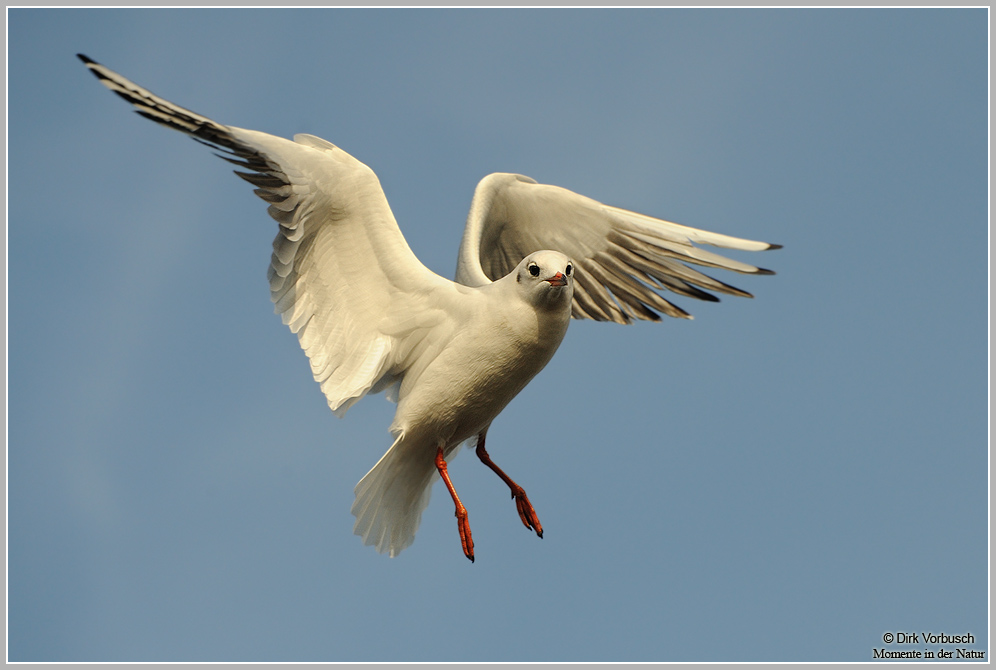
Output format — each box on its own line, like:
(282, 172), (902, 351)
(79, 54), (465, 415)
(456, 172), (779, 323)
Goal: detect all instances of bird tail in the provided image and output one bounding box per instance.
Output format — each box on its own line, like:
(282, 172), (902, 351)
(351, 433), (441, 557)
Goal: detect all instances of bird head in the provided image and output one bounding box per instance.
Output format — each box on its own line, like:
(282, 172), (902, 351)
(514, 250), (575, 311)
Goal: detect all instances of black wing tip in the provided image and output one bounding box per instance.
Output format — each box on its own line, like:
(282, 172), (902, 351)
(754, 267), (777, 276)
(78, 54), (110, 82)
(766, 243), (783, 250)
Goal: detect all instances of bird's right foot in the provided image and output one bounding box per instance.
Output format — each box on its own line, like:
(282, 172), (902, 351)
(436, 447), (475, 562)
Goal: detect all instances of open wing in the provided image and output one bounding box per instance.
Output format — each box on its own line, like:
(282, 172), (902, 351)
(456, 173), (780, 323)
(79, 55), (466, 416)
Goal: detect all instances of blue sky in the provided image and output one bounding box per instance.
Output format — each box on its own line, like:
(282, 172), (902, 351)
(7, 8), (988, 662)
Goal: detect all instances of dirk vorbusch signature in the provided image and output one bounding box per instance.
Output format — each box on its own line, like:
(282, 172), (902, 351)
(874, 632), (985, 659)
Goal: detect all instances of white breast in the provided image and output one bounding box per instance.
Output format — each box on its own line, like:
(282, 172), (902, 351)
(390, 282), (570, 450)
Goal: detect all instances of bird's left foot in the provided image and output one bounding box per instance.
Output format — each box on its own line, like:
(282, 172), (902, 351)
(509, 484), (543, 538)
(475, 438), (543, 539)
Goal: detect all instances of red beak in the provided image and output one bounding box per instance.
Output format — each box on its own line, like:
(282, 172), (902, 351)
(545, 271), (567, 287)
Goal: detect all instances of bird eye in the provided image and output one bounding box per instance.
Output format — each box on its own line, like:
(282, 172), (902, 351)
(565, 264), (573, 276)
(528, 263), (540, 277)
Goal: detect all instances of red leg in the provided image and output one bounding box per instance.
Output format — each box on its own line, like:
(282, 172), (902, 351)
(435, 447), (474, 562)
(475, 435), (544, 539)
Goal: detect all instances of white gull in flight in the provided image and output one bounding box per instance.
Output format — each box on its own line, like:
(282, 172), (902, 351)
(80, 54), (780, 561)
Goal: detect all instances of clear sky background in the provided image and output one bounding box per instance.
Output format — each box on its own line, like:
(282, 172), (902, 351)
(7, 8), (988, 663)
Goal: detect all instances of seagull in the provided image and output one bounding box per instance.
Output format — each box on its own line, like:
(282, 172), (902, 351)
(79, 54), (780, 562)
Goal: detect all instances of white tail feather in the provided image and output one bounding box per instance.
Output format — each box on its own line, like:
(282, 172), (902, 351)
(351, 433), (442, 557)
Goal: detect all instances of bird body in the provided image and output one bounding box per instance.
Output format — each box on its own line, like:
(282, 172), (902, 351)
(355, 254), (573, 555)
(392, 263), (572, 448)
(79, 54), (778, 560)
